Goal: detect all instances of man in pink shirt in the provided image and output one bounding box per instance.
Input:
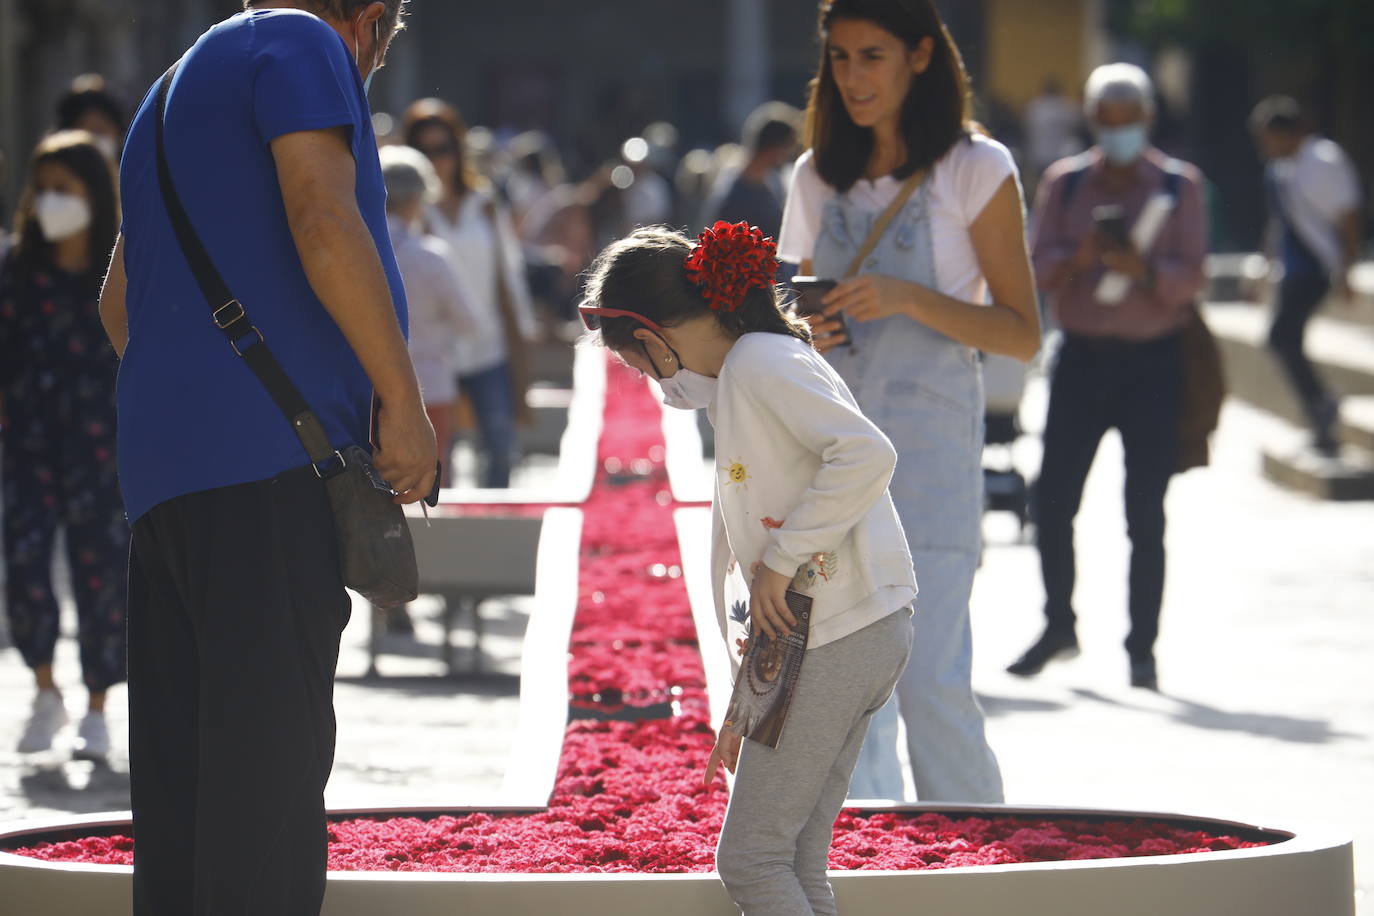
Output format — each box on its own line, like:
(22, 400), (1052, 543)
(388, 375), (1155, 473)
(1008, 63), (1207, 692)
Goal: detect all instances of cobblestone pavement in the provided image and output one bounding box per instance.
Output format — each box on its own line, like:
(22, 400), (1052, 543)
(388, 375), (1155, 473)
(1, 392), (1369, 911)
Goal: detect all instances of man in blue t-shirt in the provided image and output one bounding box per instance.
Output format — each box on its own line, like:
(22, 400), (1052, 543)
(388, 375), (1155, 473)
(97, 2), (432, 912)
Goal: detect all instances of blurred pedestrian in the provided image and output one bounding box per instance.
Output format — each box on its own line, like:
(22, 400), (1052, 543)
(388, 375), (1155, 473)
(0, 130), (125, 761)
(100, 2), (433, 912)
(621, 134), (674, 230)
(1011, 63), (1207, 692)
(405, 98), (538, 488)
(779, 0), (1040, 803)
(702, 101), (801, 241)
(55, 74), (126, 162)
(379, 144), (477, 485)
(1250, 96), (1363, 456)
(1023, 77), (1082, 187)
(505, 130), (566, 240)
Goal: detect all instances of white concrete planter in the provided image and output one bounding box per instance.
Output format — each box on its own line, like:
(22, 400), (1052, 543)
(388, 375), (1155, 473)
(0, 806), (1352, 916)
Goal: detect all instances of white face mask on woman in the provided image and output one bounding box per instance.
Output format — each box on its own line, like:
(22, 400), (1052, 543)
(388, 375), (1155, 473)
(34, 191), (92, 242)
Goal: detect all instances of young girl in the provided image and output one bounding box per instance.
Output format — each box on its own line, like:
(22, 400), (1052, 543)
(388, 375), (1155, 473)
(0, 130), (125, 759)
(581, 221), (917, 915)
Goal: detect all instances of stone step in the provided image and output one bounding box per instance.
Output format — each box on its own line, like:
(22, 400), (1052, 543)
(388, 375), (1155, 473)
(1337, 395), (1374, 453)
(1261, 445), (1374, 501)
(1203, 302), (1374, 429)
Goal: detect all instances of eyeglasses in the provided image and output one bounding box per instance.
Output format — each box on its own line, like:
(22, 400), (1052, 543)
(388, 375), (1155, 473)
(578, 304), (665, 334)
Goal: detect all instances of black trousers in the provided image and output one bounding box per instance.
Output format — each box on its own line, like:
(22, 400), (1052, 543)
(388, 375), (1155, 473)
(128, 465), (350, 916)
(1268, 271), (1335, 433)
(1036, 332), (1183, 661)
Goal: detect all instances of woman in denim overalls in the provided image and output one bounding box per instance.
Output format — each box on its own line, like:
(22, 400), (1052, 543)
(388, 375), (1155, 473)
(780, 0), (1041, 802)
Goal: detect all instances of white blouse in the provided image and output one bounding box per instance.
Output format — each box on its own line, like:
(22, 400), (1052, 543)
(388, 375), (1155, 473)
(425, 190), (538, 377)
(777, 133), (1021, 306)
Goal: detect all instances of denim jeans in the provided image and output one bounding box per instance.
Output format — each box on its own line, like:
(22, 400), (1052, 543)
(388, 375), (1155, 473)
(1268, 271), (1336, 437)
(457, 361), (516, 489)
(1036, 332), (1183, 661)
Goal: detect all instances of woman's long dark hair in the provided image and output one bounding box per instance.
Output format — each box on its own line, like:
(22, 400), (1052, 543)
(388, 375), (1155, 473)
(804, 0), (971, 192)
(9, 130), (119, 293)
(584, 227), (811, 355)
(402, 98), (483, 196)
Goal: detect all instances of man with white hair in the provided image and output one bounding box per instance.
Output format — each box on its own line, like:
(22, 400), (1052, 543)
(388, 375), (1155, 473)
(1009, 63), (1208, 692)
(380, 144), (478, 486)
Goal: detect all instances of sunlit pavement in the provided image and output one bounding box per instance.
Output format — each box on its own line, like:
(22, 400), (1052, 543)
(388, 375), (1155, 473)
(1, 388), (1369, 912)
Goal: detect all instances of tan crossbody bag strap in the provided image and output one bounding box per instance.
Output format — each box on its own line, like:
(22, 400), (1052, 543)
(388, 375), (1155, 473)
(841, 169), (927, 278)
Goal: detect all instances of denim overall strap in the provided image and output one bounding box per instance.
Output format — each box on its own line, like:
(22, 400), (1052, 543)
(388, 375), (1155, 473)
(812, 183), (984, 554)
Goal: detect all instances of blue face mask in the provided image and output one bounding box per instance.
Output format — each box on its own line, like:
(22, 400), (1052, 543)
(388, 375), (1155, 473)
(1097, 123), (1148, 165)
(355, 20), (380, 94)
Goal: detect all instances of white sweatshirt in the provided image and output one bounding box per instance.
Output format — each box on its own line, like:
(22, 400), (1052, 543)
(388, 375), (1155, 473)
(707, 332), (918, 650)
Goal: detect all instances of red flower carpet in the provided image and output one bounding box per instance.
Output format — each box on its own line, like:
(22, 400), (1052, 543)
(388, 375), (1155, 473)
(10, 360), (1268, 872)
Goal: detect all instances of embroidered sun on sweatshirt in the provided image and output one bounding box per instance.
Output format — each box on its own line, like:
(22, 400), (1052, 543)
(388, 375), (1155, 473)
(707, 332), (918, 652)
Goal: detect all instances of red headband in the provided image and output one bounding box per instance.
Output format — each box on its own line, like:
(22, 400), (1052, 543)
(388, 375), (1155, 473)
(684, 221), (779, 313)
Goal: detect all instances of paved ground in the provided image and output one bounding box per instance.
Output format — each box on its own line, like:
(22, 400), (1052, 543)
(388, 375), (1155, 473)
(1, 387), (1369, 911)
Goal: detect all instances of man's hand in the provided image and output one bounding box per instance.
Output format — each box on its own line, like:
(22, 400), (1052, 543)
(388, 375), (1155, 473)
(704, 727), (742, 788)
(749, 565), (796, 640)
(1100, 246), (1150, 281)
(374, 398), (437, 504)
(1071, 232), (1104, 273)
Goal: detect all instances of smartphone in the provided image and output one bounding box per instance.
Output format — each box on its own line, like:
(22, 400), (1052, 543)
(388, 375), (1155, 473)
(789, 276), (850, 348)
(1092, 204), (1131, 249)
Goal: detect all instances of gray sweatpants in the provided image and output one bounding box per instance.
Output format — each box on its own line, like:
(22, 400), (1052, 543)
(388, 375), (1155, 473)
(716, 609), (914, 915)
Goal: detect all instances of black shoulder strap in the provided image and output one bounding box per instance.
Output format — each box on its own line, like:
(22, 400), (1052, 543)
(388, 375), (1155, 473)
(154, 62), (341, 473)
(1060, 155), (1186, 205)
(1058, 158), (1092, 206)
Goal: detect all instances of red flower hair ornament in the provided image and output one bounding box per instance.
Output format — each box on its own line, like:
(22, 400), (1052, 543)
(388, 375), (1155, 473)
(684, 221), (779, 313)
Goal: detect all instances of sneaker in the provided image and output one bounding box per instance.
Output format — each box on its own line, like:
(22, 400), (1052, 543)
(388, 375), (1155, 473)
(1312, 398), (1342, 457)
(1006, 628), (1080, 678)
(1130, 657), (1160, 692)
(73, 712), (111, 762)
(18, 689), (69, 754)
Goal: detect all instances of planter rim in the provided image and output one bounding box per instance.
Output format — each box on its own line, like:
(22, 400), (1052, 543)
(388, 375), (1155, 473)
(1, 802), (1341, 880)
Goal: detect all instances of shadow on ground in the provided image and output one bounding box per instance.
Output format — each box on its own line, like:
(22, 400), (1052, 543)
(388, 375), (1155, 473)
(1070, 688), (1358, 745)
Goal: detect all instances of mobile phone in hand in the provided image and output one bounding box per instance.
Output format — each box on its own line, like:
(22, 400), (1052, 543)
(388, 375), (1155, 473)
(1092, 204), (1131, 249)
(790, 276), (850, 347)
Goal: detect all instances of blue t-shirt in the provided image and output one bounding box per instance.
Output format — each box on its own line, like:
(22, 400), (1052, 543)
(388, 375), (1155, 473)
(117, 9), (407, 523)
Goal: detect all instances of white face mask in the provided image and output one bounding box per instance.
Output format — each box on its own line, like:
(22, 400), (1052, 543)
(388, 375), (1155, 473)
(659, 367), (718, 411)
(34, 191), (92, 242)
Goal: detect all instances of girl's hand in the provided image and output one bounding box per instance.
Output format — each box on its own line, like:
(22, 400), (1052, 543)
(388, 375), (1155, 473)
(822, 274), (916, 323)
(704, 727), (743, 787)
(750, 565), (796, 640)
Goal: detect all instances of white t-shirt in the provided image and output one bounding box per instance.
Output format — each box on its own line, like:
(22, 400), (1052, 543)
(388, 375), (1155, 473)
(1272, 135), (1362, 275)
(777, 133), (1020, 306)
(426, 191), (538, 377)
